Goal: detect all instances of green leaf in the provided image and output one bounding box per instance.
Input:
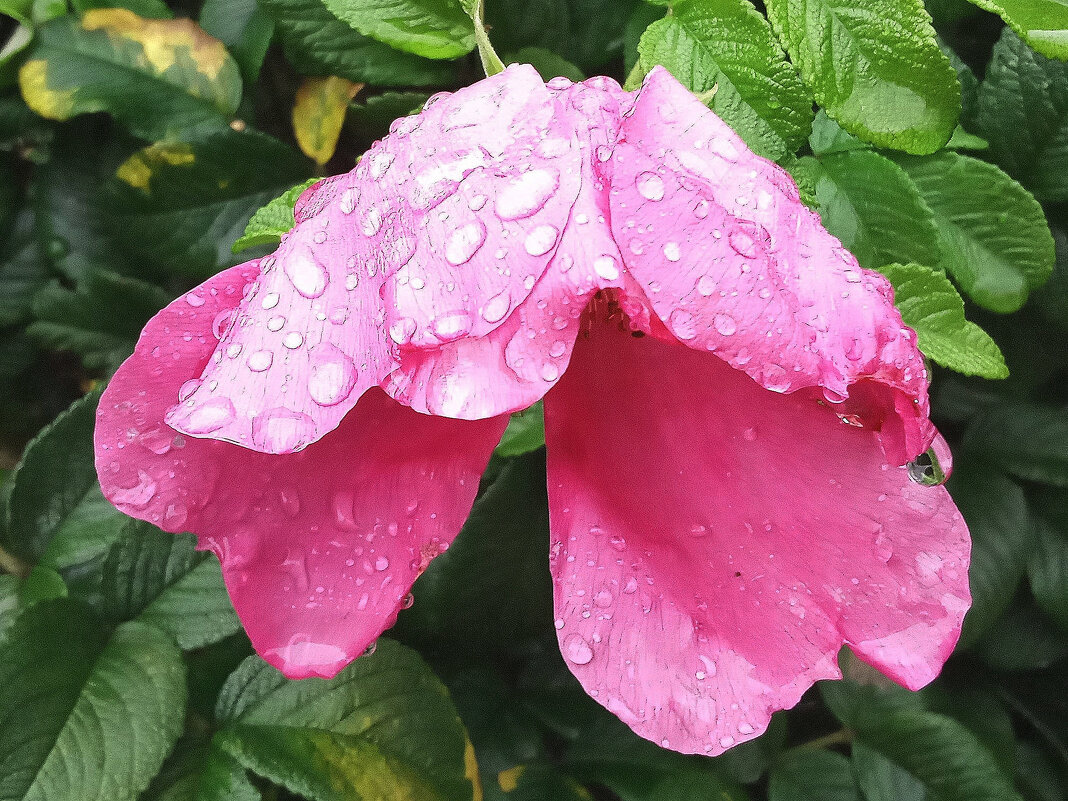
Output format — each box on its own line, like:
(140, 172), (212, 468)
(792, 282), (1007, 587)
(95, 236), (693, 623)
(495, 402), (545, 459)
(965, 402), (1068, 487)
(320, 0), (474, 59)
(101, 524), (241, 649)
(1028, 495), (1068, 632)
(975, 599), (1068, 671)
(199, 0), (275, 83)
(0, 599), (186, 801)
(233, 177), (319, 255)
(895, 151), (1055, 313)
(946, 460), (1032, 646)
(28, 268), (171, 371)
(0, 575), (18, 641)
(805, 151), (939, 269)
(877, 263), (1007, 378)
(769, 749), (859, 801)
(765, 0), (960, 153)
(213, 641), (479, 801)
(18, 565), (67, 605)
(396, 452), (551, 654)
(962, 0), (1068, 60)
(822, 682), (1023, 801)
(345, 90), (428, 139)
(972, 29), (1068, 203)
(18, 11), (241, 140)
(852, 742), (926, 801)
(0, 209), (50, 328)
(505, 47), (585, 81)
(635, 0), (813, 160)
(260, 0), (455, 86)
(71, 0), (174, 17)
(108, 128), (310, 277)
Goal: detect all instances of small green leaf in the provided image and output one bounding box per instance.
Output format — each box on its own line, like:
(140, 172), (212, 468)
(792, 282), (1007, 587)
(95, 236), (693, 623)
(965, 402), (1068, 487)
(495, 402), (545, 459)
(822, 682), (1023, 801)
(321, 0), (474, 60)
(18, 565), (67, 605)
(878, 262), (1007, 379)
(19, 11), (241, 140)
(260, 0), (455, 86)
(895, 151), (1055, 313)
(108, 128), (311, 277)
(0, 599), (186, 801)
(972, 28), (1068, 203)
(101, 524), (241, 650)
(635, 0), (813, 160)
(765, 0), (960, 153)
(769, 750), (859, 801)
(28, 268), (171, 371)
(233, 177), (319, 255)
(807, 151), (940, 270)
(214, 641), (479, 801)
(199, 0), (275, 82)
(962, 0), (1068, 60)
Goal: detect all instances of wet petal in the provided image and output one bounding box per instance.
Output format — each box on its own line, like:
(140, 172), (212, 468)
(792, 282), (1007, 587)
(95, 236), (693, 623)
(609, 67), (933, 464)
(96, 264), (507, 678)
(543, 321), (969, 754)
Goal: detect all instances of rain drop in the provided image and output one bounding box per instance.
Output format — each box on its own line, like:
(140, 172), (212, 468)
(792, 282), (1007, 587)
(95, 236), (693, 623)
(713, 313), (737, 336)
(481, 290), (511, 324)
(907, 447), (947, 486)
(524, 225), (559, 256)
(669, 309), (698, 341)
(594, 255), (620, 281)
(444, 221), (487, 265)
(636, 171), (665, 201)
(563, 633), (594, 665)
(432, 311), (473, 342)
(284, 250), (329, 298)
(181, 399), (235, 434)
(308, 346), (358, 406)
(495, 169), (559, 220)
(248, 350), (273, 372)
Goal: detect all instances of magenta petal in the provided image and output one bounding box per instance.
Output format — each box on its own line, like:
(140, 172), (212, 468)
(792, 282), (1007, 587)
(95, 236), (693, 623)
(96, 264), (507, 678)
(543, 321), (970, 755)
(609, 67), (933, 463)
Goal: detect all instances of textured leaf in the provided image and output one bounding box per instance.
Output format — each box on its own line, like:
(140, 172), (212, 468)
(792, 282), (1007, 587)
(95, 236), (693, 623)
(493, 765), (589, 800)
(878, 263), (1007, 378)
(769, 750), (859, 801)
(976, 599), (1068, 671)
(805, 151), (939, 269)
(108, 128), (310, 277)
(28, 268), (171, 371)
(495, 402), (545, 459)
(765, 0), (960, 153)
(963, 0), (1068, 60)
(1029, 508), (1068, 632)
(822, 682), (1022, 801)
(947, 460), (1032, 646)
(505, 47), (585, 81)
(214, 642), (479, 801)
(232, 177), (319, 255)
(965, 402), (1068, 487)
(102, 524), (241, 650)
(198, 0), (275, 82)
(0, 209), (49, 328)
(972, 29), (1068, 203)
(0, 599), (186, 801)
(636, 0), (812, 160)
(260, 0), (454, 86)
(293, 76), (362, 165)
(321, 0), (474, 59)
(852, 742), (926, 801)
(896, 151), (1055, 313)
(18, 10), (241, 140)
(345, 91), (428, 139)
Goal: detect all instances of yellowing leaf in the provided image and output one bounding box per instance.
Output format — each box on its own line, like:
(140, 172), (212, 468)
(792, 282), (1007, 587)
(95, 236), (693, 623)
(116, 143), (196, 193)
(292, 76), (362, 165)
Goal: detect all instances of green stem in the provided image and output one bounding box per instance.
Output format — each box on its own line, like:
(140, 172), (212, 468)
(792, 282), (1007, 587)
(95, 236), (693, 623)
(471, 1), (505, 77)
(0, 543), (30, 579)
(792, 728), (854, 752)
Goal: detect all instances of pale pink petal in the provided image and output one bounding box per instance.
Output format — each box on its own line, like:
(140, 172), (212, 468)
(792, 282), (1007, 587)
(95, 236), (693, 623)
(543, 320), (970, 755)
(608, 67), (933, 464)
(95, 265), (507, 678)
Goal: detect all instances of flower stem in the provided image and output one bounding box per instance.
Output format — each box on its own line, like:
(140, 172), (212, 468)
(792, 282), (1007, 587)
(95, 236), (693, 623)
(792, 728), (855, 752)
(470, 0), (505, 77)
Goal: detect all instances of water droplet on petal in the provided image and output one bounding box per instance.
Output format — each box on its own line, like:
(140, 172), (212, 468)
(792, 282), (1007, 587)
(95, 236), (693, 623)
(481, 290), (510, 324)
(252, 407), (316, 451)
(283, 332), (304, 349)
(563, 633), (594, 665)
(248, 350), (273, 372)
(185, 293), (205, 307)
(308, 345), (358, 406)
(444, 221), (487, 265)
(594, 255), (620, 281)
(389, 316), (417, 345)
(636, 171), (665, 201)
(669, 309), (698, 340)
(285, 250), (329, 298)
(261, 292), (280, 310)
(729, 230), (758, 258)
(663, 242), (682, 262)
(697, 275), (716, 296)
(181, 398), (235, 434)
(112, 469), (157, 507)
(714, 313), (737, 336)
(907, 447), (947, 486)
(524, 225), (559, 256)
(494, 169), (559, 220)
(873, 528), (893, 563)
(431, 311), (472, 342)
(375, 555), (390, 571)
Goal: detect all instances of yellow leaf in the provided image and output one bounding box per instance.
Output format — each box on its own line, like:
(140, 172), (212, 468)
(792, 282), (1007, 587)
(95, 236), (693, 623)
(116, 143), (195, 193)
(293, 76), (362, 166)
(18, 59), (75, 120)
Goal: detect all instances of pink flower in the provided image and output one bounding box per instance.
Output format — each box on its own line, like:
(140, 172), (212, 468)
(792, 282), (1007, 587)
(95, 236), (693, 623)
(95, 66), (970, 755)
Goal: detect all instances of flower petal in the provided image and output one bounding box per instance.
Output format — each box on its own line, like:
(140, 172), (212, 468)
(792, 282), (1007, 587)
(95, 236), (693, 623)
(96, 264), (507, 678)
(543, 320), (970, 755)
(609, 67), (932, 464)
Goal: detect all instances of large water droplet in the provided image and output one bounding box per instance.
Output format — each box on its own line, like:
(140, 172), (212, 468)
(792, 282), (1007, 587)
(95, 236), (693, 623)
(669, 309), (698, 340)
(285, 250), (329, 298)
(524, 225), (559, 256)
(444, 221), (487, 265)
(308, 345), (358, 406)
(389, 316), (417, 345)
(495, 169), (559, 220)
(181, 398), (235, 434)
(713, 313), (737, 336)
(563, 633), (594, 665)
(481, 290), (511, 324)
(248, 350), (273, 372)
(907, 447), (947, 486)
(431, 311), (473, 342)
(361, 205), (383, 236)
(663, 242), (682, 262)
(283, 332), (304, 349)
(112, 469), (157, 508)
(873, 528), (893, 563)
(594, 255), (620, 281)
(252, 407), (316, 452)
(636, 171), (665, 201)
(729, 230), (758, 258)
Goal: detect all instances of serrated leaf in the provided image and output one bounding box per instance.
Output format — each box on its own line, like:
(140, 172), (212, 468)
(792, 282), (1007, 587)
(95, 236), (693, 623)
(321, 0), (474, 59)
(0, 599), (186, 801)
(18, 10), (241, 140)
(769, 749), (859, 801)
(260, 0), (454, 86)
(293, 76), (362, 165)
(806, 151), (939, 270)
(108, 128), (310, 277)
(635, 0), (812, 160)
(878, 262), (1007, 378)
(972, 28), (1068, 203)
(213, 641), (479, 801)
(821, 682), (1022, 801)
(199, 0), (274, 83)
(964, 402), (1068, 487)
(232, 177), (319, 255)
(102, 524), (241, 649)
(28, 268), (171, 371)
(895, 151), (1054, 313)
(765, 0), (960, 153)
(963, 0), (1068, 60)
(495, 402), (545, 459)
